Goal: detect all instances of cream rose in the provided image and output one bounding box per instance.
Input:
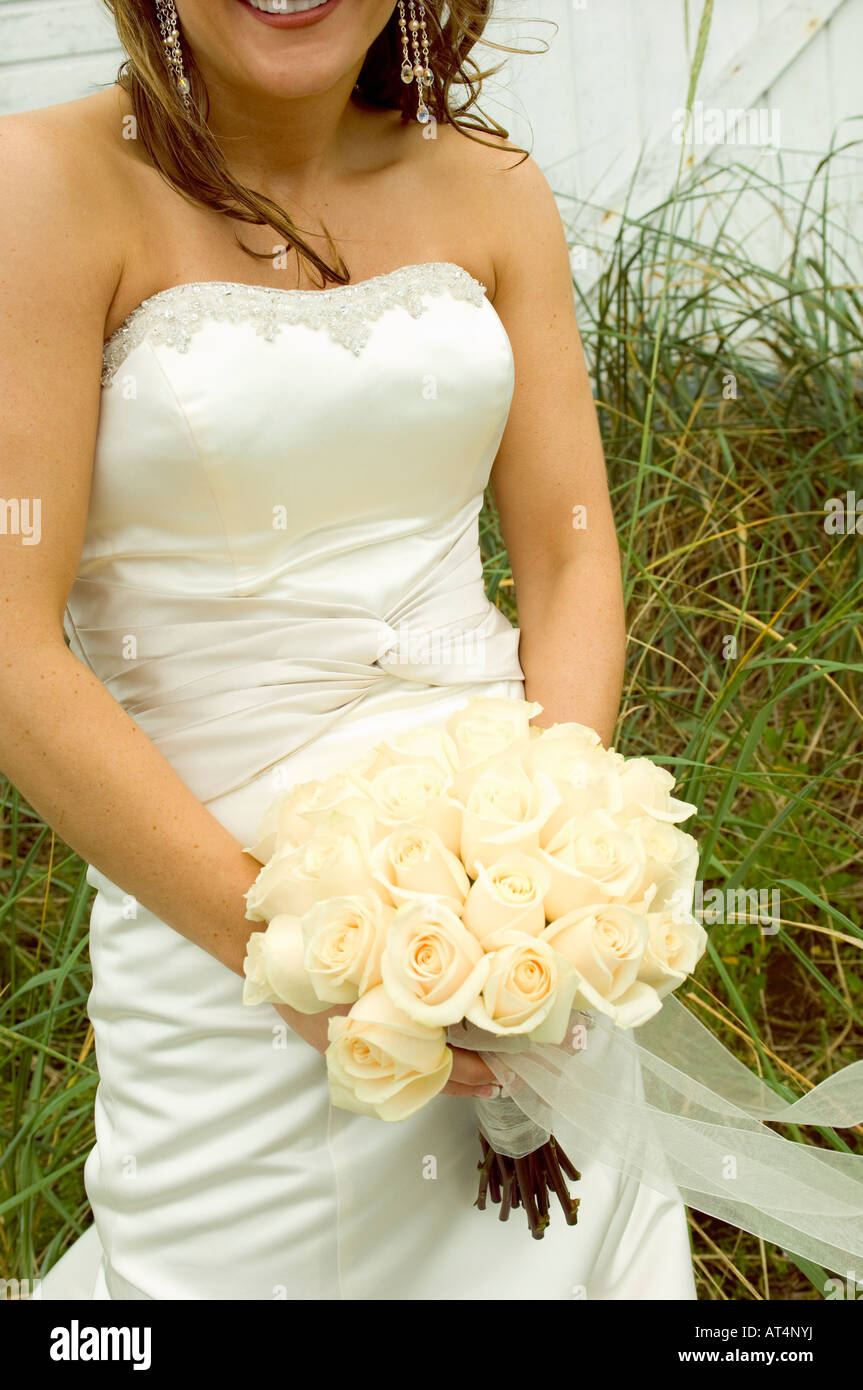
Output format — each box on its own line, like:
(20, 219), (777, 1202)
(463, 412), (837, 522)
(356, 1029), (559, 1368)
(462, 852), (550, 943)
(350, 760), (461, 853)
(465, 929), (579, 1043)
(247, 773), (377, 863)
(326, 985), (453, 1121)
(302, 893), (391, 1004)
(526, 742), (624, 840)
(360, 726), (459, 778)
(380, 899), (489, 1026)
(615, 758), (697, 825)
(541, 903), (660, 1028)
(627, 816), (700, 912)
(244, 813), (376, 922)
(638, 908), (707, 997)
(371, 825), (470, 914)
(454, 762), (561, 877)
(539, 810), (645, 920)
(242, 915), (329, 1014)
(523, 722), (603, 775)
(446, 697), (543, 768)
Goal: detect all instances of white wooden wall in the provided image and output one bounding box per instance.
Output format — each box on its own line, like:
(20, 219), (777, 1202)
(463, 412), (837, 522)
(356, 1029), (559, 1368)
(2, 0), (861, 269)
(0, 0), (122, 113)
(487, 0), (863, 202)
(483, 0), (863, 281)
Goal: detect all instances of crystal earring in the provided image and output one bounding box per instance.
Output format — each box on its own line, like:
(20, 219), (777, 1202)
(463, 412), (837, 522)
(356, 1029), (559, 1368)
(155, 0), (192, 110)
(397, 0), (433, 125)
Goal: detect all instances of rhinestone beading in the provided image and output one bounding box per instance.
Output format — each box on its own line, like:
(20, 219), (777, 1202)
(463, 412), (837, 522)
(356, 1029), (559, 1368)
(101, 261), (487, 386)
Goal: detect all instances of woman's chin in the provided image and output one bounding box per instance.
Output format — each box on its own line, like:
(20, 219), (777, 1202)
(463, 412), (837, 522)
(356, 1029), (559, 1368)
(199, 0), (370, 99)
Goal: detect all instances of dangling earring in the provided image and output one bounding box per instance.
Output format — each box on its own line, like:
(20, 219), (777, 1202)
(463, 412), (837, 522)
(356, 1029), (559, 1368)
(155, 0), (192, 111)
(397, 0), (433, 125)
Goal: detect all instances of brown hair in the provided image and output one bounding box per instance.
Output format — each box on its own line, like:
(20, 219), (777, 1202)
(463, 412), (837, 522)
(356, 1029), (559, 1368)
(102, 1), (531, 286)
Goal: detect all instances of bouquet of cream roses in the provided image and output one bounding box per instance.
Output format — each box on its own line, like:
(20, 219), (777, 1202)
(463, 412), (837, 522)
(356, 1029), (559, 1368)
(242, 697), (705, 1238)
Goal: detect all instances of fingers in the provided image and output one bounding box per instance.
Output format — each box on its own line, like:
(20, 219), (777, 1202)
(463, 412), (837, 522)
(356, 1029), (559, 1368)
(442, 1047), (503, 1098)
(449, 1047), (496, 1087)
(442, 1080), (503, 1099)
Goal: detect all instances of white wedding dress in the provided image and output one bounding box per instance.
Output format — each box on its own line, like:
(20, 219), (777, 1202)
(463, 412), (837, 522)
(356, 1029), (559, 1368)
(39, 262), (696, 1300)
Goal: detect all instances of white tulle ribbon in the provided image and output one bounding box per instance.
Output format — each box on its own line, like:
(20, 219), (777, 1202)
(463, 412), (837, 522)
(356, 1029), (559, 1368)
(474, 1091), (550, 1155)
(448, 999), (863, 1275)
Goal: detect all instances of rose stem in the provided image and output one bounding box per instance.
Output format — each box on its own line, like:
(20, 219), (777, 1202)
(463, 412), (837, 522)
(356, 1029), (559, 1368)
(488, 1156), (502, 1206)
(532, 1151), (551, 1222)
(551, 1136), (581, 1183)
(509, 1158), (521, 1210)
(494, 1154), (512, 1221)
(509, 1158), (521, 1209)
(541, 1144), (580, 1225)
(475, 1141), (493, 1211)
(514, 1155), (547, 1239)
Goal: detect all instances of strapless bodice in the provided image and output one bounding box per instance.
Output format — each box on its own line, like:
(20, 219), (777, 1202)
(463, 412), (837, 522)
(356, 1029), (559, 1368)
(64, 262), (523, 803)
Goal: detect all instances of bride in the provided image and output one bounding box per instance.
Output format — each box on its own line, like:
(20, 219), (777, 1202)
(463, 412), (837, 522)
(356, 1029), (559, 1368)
(0, 0), (696, 1298)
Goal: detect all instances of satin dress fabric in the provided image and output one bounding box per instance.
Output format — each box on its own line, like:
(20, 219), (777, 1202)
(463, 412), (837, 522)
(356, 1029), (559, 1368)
(38, 263), (696, 1300)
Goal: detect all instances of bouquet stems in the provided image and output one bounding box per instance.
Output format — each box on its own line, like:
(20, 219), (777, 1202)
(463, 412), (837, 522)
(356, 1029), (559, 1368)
(475, 1132), (581, 1239)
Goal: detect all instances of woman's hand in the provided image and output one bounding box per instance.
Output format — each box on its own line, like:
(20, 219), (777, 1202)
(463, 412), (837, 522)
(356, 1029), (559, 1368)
(274, 1003), (500, 1098)
(442, 1048), (500, 1099)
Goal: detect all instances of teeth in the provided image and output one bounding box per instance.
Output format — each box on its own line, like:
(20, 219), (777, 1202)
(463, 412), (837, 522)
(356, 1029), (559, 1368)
(246, 0), (329, 13)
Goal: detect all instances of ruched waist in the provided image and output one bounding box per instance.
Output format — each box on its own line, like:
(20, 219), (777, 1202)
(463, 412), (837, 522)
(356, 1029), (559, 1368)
(63, 525), (524, 802)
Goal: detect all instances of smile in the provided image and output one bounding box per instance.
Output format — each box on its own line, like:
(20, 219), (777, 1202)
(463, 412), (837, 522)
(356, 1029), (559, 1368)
(238, 0), (341, 26)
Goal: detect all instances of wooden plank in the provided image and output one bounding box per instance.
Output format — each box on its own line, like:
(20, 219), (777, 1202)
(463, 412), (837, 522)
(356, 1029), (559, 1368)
(0, 1), (118, 65)
(0, 0), (120, 64)
(482, 0), (646, 203)
(0, 52), (122, 115)
(478, 0), (579, 184)
(566, 0), (851, 258)
(567, 0), (645, 204)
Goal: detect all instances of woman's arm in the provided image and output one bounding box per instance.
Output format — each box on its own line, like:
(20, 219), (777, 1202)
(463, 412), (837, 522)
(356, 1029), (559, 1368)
(0, 111), (496, 1094)
(0, 113), (264, 979)
(487, 158), (626, 747)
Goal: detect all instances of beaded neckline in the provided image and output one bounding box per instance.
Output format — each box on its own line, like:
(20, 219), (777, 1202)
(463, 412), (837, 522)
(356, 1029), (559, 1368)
(101, 260), (488, 386)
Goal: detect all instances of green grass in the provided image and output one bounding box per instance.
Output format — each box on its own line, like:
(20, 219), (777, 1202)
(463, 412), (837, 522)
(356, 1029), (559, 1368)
(0, 817), (97, 1286)
(494, 138), (862, 1299)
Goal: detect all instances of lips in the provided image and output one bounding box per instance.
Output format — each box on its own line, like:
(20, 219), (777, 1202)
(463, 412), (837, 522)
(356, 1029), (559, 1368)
(246, 0), (329, 12)
(238, 0), (341, 27)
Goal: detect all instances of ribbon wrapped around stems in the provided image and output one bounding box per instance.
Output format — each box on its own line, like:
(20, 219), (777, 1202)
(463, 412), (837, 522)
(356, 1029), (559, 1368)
(448, 998), (863, 1275)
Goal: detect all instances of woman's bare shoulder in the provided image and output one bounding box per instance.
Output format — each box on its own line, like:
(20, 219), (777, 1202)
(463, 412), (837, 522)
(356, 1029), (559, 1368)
(417, 120), (564, 297)
(0, 86), (135, 176)
(0, 88), (135, 304)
